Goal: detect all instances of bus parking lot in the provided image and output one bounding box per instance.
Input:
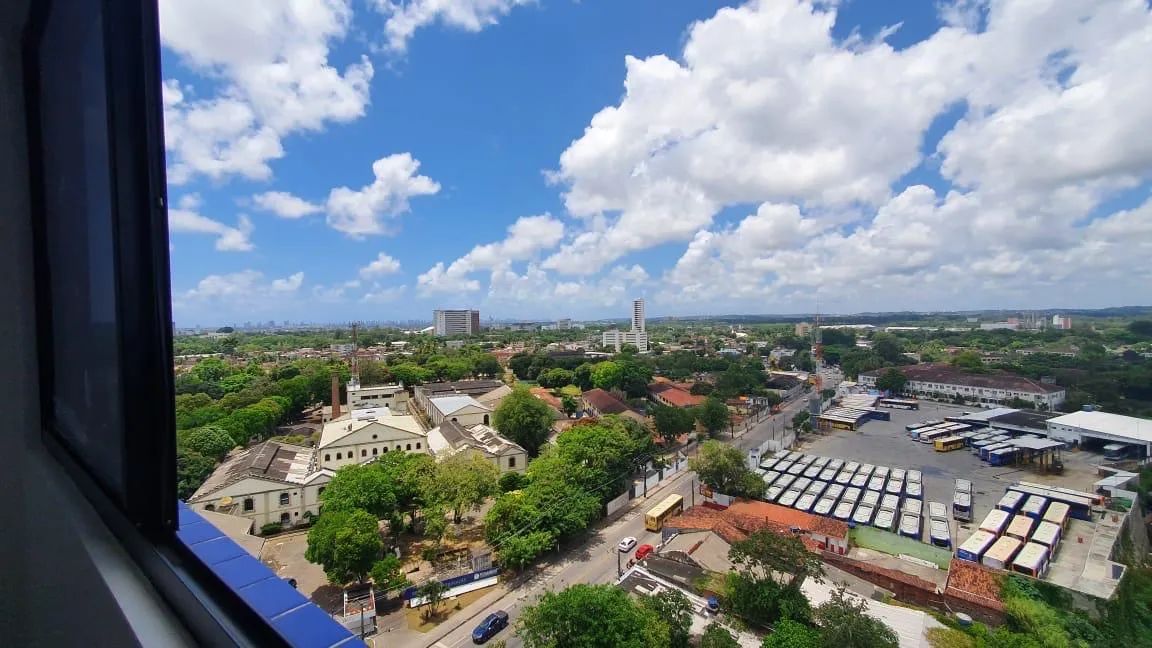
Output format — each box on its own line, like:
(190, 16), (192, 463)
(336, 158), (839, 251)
(793, 402), (1107, 549)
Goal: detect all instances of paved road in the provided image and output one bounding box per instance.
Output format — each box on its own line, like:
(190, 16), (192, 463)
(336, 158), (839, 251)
(418, 394), (813, 648)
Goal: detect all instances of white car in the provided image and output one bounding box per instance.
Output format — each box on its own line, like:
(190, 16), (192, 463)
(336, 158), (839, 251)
(618, 537), (637, 553)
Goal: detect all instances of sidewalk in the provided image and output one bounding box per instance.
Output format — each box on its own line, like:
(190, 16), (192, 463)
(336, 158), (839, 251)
(398, 468), (697, 648)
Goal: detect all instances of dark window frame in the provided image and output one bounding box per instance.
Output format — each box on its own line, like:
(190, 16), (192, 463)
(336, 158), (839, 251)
(22, 2), (292, 645)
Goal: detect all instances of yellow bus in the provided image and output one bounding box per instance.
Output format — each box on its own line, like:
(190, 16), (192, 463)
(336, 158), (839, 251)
(935, 435), (966, 452)
(645, 494), (685, 532)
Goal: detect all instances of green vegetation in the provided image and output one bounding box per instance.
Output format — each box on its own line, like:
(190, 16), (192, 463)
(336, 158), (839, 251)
(700, 623), (741, 648)
(652, 404), (696, 444)
(689, 440), (766, 499)
(812, 586), (899, 648)
(493, 386), (556, 457)
(849, 527), (953, 569)
(484, 416), (654, 568)
(516, 584), (670, 648)
(304, 509), (382, 584)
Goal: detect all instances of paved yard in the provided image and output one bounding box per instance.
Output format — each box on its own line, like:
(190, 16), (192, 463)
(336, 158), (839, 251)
(260, 530), (344, 613)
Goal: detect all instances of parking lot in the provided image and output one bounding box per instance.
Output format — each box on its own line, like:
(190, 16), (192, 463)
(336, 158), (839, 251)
(795, 402), (1107, 548)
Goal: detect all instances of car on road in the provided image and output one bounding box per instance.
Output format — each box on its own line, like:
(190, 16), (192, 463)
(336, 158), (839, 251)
(635, 544), (655, 560)
(618, 537), (637, 553)
(472, 611), (509, 644)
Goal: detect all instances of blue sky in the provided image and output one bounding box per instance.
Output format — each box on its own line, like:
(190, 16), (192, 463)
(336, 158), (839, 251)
(161, 1), (1152, 326)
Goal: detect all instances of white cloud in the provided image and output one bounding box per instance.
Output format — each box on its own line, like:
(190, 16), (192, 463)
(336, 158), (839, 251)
(181, 269), (305, 301)
(168, 207), (255, 252)
(373, 0), (534, 52)
(326, 154), (442, 237)
(417, 214), (564, 293)
(159, 1), (373, 184)
(271, 272), (305, 292)
(252, 191), (323, 218)
(361, 285), (407, 303)
(359, 252), (402, 278)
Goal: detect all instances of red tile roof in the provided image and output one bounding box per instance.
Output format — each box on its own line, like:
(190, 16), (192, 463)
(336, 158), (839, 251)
(582, 388), (631, 415)
(648, 383), (706, 408)
(725, 500), (849, 540)
(667, 502), (849, 551)
(945, 558), (1005, 611)
(861, 363), (1064, 394)
(529, 387), (562, 410)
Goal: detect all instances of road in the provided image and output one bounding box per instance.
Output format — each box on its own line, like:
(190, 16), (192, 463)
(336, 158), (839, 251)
(418, 394), (814, 648)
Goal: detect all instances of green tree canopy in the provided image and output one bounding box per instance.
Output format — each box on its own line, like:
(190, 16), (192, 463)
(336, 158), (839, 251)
(427, 452), (499, 523)
(638, 589), (693, 648)
(700, 623), (741, 648)
(179, 425), (235, 461)
(591, 361), (624, 390)
(320, 463), (398, 519)
(813, 586), (899, 648)
(177, 448), (217, 500)
(370, 555), (410, 594)
(695, 397), (731, 435)
(951, 350), (985, 371)
(517, 584), (669, 648)
(689, 440), (766, 499)
(493, 387), (556, 457)
(652, 404), (696, 444)
(538, 367), (575, 389)
(305, 509), (383, 584)
(874, 368), (908, 394)
(761, 619), (820, 648)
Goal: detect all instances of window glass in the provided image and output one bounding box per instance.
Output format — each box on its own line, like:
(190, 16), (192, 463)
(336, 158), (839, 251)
(37, 0), (127, 504)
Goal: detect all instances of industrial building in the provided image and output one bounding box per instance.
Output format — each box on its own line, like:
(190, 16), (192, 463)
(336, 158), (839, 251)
(433, 309), (481, 336)
(1045, 411), (1152, 458)
(858, 364), (1066, 410)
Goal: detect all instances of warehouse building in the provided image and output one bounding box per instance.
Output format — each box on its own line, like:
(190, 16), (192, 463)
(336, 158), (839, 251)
(1045, 411), (1152, 458)
(859, 364), (1065, 410)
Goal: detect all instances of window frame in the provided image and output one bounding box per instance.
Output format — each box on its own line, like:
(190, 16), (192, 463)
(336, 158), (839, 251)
(21, 2), (294, 645)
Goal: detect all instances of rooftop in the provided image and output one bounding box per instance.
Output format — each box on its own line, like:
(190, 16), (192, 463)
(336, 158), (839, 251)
(319, 412), (425, 449)
(648, 382), (706, 408)
(862, 363), (1065, 394)
(582, 388), (632, 415)
(417, 379), (505, 396)
(428, 420), (525, 459)
(474, 383), (513, 406)
(189, 441), (317, 500)
(944, 558), (1005, 612)
(428, 394), (491, 417)
(988, 409), (1059, 430)
(1047, 410), (1152, 443)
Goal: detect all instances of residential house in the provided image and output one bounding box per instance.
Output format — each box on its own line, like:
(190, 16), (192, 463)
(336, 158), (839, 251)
(427, 419), (527, 473)
(187, 441), (334, 529)
(580, 388), (649, 427)
(647, 382), (705, 409)
(318, 410), (428, 470)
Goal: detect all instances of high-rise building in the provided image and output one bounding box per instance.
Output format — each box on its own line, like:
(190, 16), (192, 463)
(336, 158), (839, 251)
(434, 309), (481, 336)
(1052, 314), (1072, 330)
(603, 298), (648, 352)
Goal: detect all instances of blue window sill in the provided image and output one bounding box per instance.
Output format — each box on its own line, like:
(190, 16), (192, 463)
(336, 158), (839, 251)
(176, 503), (366, 648)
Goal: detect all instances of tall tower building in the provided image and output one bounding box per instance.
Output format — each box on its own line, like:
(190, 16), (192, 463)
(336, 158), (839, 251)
(632, 299), (646, 332)
(603, 298), (648, 352)
(433, 309), (480, 336)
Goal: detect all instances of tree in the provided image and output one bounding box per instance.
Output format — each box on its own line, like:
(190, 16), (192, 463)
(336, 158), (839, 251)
(389, 362), (433, 386)
(690, 382), (715, 395)
(493, 387), (556, 457)
(618, 360), (654, 398)
(498, 470), (526, 493)
(573, 363), (595, 391)
(473, 354), (502, 377)
(951, 351), (985, 371)
(417, 580), (448, 621)
(560, 394), (578, 417)
(761, 619), (820, 648)
(176, 448), (217, 499)
(538, 367), (574, 389)
(874, 368), (908, 395)
(700, 623), (741, 648)
(305, 509), (383, 584)
(370, 555), (409, 594)
(689, 440), (765, 499)
(517, 584), (669, 648)
(695, 397), (731, 436)
(638, 589), (693, 648)
(871, 334), (905, 363)
(179, 425), (235, 461)
(496, 530), (555, 570)
(792, 411), (811, 430)
(428, 452), (499, 523)
(653, 405), (696, 444)
(591, 361), (624, 390)
(729, 529), (824, 589)
(320, 463), (398, 519)
(813, 586), (899, 648)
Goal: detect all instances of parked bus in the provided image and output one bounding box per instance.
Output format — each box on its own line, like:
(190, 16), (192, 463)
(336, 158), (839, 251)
(827, 459), (844, 473)
(1010, 542), (1050, 578)
(759, 457), (780, 472)
(903, 498), (923, 517)
(955, 479), (973, 494)
(911, 423), (947, 440)
(1021, 495), (1048, 520)
(803, 463), (823, 479)
(905, 480), (923, 499)
(824, 483), (845, 502)
(792, 477), (812, 494)
(1006, 515), (1035, 541)
(762, 471), (782, 488)
(833, 498), (856, 520)
(645, 494), (685, 532)
(906, 420), (939, 433)
(1031, 521), (1062, 554)
(979, 509), (1011, 536)
(982, 536), (1023, 570)
(907, 469), (922, 485)
(935, 435), (966, 452)
(1103, 443), (1134, 461)
(795, 493), (818, 512)
(862, 490), (881, 508)
(996, 491), (1025, 515)
(928, 501), (948, 522)
(980, 442), (1014, 462)
(970, 438), (996, 454)
(880, 398), (920, 410)
(868, 473), (887, 492)
(929, 519), (952, 548)
(813, 496), (837, 517)
(957, 529), (998, 562)
(920, 429), (954, 445)
(851, 471), (871, 488)
(880, 494), (901, 512)
(989, 447), (1019, 466)
(852, 502), (876, 526)
(899, 512), (921, 538)
(886, 479), (905, 496)
(953, 491), (973, 522)
(834, 466), (855, 485)
(1041, 502), (1070, 530)
(873, 507), (896, 531)
(778, 488), (803, 508)
(804, 480), (827, 498)
(819, 465), (839, 482)
(966, 432), (992, 447)
(785, 461), (806, 475)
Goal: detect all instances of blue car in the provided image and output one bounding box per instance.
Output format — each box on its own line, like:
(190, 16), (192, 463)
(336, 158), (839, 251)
(472, 610), (510, 644)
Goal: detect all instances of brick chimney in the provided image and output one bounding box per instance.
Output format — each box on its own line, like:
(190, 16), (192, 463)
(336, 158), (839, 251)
(331, 373), (341, 420)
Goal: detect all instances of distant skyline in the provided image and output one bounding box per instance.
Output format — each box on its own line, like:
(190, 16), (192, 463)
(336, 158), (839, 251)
(162, 1), (1152, 326)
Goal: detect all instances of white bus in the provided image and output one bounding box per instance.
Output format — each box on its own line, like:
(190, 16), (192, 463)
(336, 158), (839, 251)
(981, 536), (1023, 570)
(953, 491), (973, 523)
(996, 491), (1025, 515)
(1041, 502), (1070, 530)
(979, 509), (1010, 536)
(1021, 495), (1048, 520)
(813, 496), (838, 517)
(1103, 443), (1133, 461)
(1031, 521), (1062, 554)
(1006, 514), (1035, 542)
(928, 501), (948, 522)
(1010, 542), (1050, 578)
(957, 529), (998, 562)
(929, 519), (952, 548)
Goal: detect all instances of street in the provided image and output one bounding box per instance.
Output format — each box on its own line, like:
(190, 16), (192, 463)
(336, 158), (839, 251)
(411, 394), (812, 648)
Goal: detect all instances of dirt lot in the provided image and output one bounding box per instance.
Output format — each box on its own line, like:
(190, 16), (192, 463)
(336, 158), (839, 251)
(260, 530), (345, 612)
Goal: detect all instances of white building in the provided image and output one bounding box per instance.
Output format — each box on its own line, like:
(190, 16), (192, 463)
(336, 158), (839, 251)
(858, 363), (1065, 410)
(433, 309), (480, 336)
(187, 441), (334, 529)
(318, 410), (429, 470)
(603, 298), (649, 352)
(1051, 314), (1072, 330)
(427, 420), (527, 473)
(346, 381), (409, 413)
(426, 395), (493, 427)
(1045, 410), (1151, 456)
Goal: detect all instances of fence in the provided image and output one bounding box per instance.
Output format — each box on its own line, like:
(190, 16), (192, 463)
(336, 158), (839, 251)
(605, 491), (630, 517)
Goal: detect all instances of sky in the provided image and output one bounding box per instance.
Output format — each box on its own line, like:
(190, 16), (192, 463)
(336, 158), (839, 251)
(161, 0), (1152, 326)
